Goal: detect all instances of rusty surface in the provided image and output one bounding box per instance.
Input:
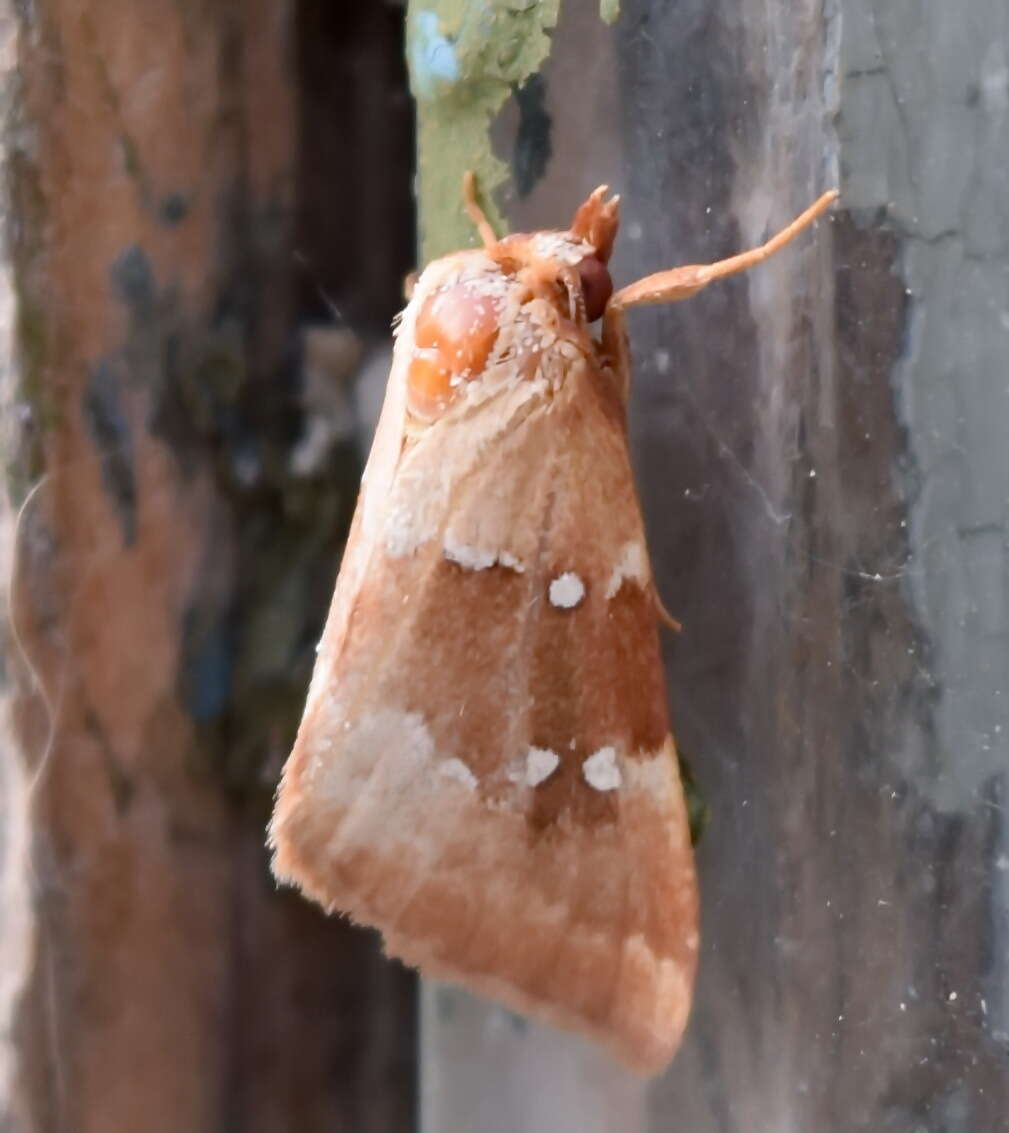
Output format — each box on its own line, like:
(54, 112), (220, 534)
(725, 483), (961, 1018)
(4, 2), (415, 1130)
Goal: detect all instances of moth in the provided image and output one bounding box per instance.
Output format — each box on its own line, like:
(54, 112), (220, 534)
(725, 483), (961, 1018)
(269, 176), (837, 1074)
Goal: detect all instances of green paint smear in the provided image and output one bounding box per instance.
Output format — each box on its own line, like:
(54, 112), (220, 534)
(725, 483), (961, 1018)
(407, 1), (623, 261)
(407, 0), (561, 261)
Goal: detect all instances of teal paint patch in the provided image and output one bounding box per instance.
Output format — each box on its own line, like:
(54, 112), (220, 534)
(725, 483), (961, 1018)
(159, 193), (190, 227)
(82, 361), (137, 547)
(179, 603), (234, 724)
(110, 244), (156, 316)
(410, 9), (461, 97)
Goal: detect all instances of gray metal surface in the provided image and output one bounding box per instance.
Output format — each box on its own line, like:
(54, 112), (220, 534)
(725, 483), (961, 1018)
(419, 1), (1009, 1129)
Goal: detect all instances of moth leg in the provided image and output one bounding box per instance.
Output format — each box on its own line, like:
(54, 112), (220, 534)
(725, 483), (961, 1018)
(462, 171), (499, 250)
(653, 589), (682, 634)
(600, 303), (632, 401)
(611, 189), (838, 309)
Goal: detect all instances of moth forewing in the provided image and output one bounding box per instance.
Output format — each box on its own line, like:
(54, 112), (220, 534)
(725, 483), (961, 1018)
(269, 178), (836, 1074)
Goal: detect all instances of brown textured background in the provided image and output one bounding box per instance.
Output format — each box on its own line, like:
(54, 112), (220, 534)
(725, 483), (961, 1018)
(3, 3), (415, 1131)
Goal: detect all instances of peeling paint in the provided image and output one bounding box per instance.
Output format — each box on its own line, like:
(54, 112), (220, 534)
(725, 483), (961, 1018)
(7, 144), (57, 495)
(82, 362), (137, 546)
(407, 2), (624, 260)
(406, 0), (561, 260)
(179, 604), (234, 724)
(97, 220), (358, 787)
(110, 244), (156, 315)
(409, 9), (462, 96)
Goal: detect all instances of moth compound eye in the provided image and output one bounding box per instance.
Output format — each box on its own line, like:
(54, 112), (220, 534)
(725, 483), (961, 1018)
(576, 256), (613, 322)
(406, 351), (453, 420)
(407, 283), (503, 420)
(415, 285), (500, 374)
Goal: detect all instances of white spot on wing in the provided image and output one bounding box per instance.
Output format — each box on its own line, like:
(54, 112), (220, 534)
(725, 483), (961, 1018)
(443, 532), (525, 573)
(443, 536), (496, 571)
(582, 746), (622, 791)
(384, 502), (427, 557)
(604, 542), (649, 598)
(524, 747), (560, 786)
(498, 551), (525, 573)
(549, 572), (585, 609)
(439, 758), (478, 790)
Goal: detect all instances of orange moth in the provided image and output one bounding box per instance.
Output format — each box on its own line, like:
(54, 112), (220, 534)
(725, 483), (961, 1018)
(269, 176), (838, 1074)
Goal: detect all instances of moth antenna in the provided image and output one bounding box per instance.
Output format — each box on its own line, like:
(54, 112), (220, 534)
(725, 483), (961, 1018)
(571, 185), (620, 262)
(462, 171), (499, 251)
(613, 189), (839, 308)
(653, 589), (682, 634)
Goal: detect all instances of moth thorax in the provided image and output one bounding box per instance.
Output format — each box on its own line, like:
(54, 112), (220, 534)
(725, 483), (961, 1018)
(407, 283), (501, 420)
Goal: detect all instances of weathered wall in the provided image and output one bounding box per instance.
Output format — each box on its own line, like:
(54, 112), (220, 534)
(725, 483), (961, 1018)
(413, 1), (1009, 1130)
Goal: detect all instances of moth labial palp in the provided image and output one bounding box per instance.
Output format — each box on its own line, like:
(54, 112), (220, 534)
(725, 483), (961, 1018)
(268, 172), (838, 1075)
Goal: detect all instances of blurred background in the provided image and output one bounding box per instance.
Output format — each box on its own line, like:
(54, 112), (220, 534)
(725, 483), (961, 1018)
(2, 1), (1009, 1131)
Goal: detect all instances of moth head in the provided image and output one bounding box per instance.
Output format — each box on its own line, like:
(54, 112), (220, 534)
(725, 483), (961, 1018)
(495, 186), (620, 324)
(403, 186), (620, 422)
